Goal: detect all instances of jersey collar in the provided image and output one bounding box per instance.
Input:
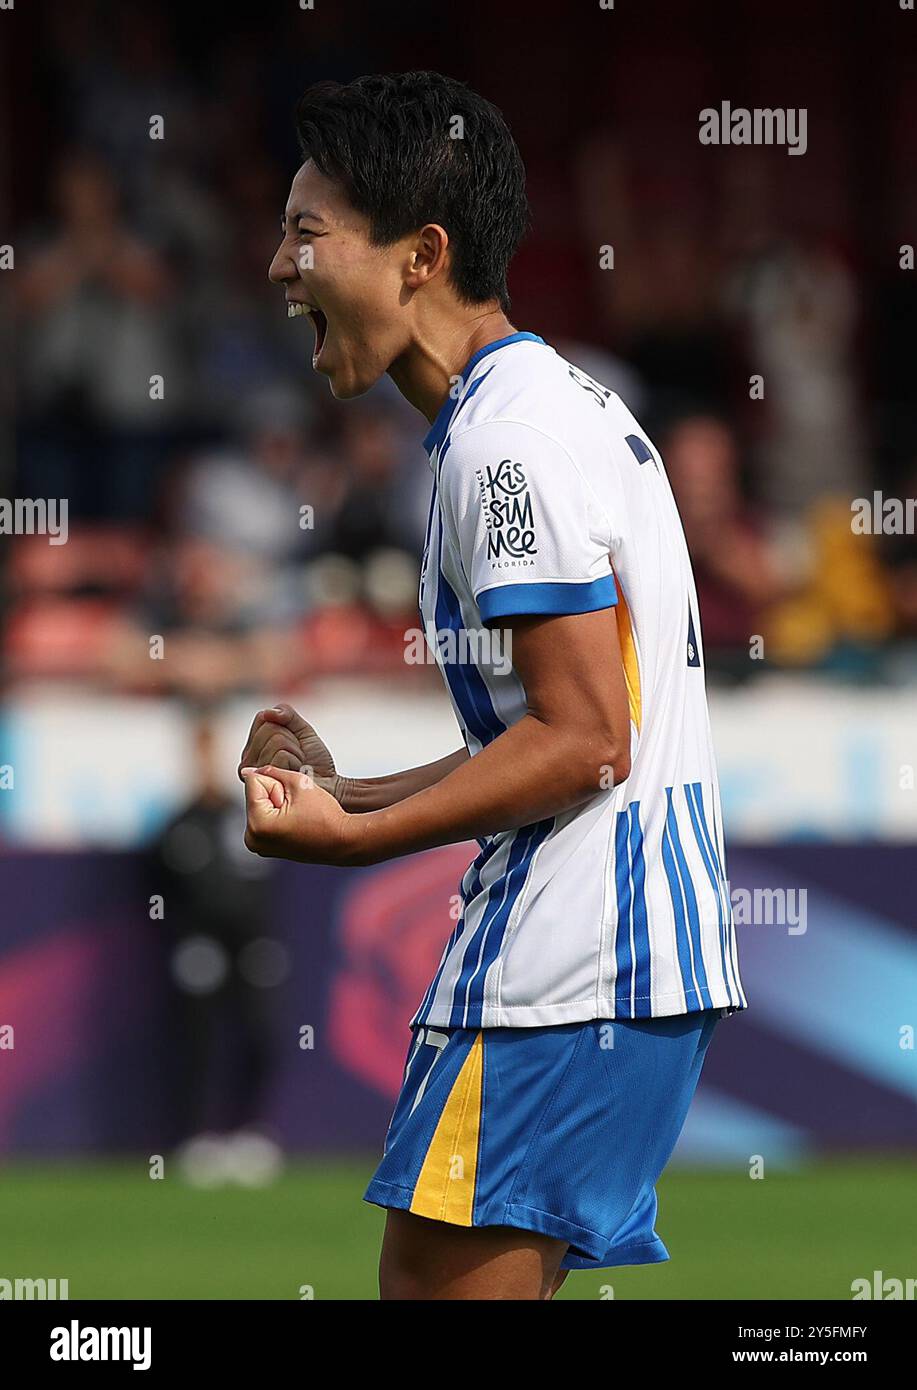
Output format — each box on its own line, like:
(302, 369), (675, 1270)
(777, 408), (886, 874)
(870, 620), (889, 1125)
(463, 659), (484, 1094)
(422, 331), (545, 458)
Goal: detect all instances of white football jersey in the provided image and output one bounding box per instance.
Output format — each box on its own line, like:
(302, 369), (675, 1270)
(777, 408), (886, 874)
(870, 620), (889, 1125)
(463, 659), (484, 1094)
(412, 332), (747, 1028)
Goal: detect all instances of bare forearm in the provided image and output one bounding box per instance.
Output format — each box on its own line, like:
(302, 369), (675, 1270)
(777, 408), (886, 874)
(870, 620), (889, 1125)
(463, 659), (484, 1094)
(347, 716), (625, 865)
(335, 748), (470, 812)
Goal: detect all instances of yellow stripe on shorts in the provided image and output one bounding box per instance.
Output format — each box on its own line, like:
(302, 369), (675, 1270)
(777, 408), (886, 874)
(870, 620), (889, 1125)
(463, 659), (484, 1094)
(409, 1032), (483, 1225)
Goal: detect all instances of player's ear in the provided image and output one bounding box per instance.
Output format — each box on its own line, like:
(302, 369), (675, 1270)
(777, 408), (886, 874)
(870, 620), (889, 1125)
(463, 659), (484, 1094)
(405, 223), (449, 291)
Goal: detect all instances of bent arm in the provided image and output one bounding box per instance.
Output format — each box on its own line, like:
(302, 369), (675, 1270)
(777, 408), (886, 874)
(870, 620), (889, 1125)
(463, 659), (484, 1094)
(334, 748), (470, 813)
(345, 606), (631, 865)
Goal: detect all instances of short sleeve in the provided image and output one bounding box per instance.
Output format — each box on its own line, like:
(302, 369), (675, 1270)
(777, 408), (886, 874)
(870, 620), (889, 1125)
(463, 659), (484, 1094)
(437, 420), (616, 622)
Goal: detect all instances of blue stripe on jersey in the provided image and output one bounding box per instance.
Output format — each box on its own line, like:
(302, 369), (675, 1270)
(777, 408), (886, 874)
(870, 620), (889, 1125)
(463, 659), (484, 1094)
(436, 431), (454, 470)
(460, 362), (495, 405)
(613, 810), (634, 1014)
(624, 434), (654, 465)
(664, 788), (713, 1010)
(422, 332), (546, 457)
(418, 478), (438, 608)
(613, 802), (652, 1017)
(433, 516), (504, 748)
(450, 818), (554, 1028)
(695, 783), (745, 1008)
(661, 816), (695, 1010)
(685, 782), (736, 1008)
(661, 792), (705, 1009)
(429, 368), (494, 477)
(414, 917), (465, 1027)
(414, 837), (502, 1025)
(477, 573), (618, 622)
(628, 804), (652, 1009)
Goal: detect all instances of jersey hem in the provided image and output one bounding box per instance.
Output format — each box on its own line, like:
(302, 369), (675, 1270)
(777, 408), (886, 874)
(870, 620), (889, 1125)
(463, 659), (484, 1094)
(412, 992), (747, 1028)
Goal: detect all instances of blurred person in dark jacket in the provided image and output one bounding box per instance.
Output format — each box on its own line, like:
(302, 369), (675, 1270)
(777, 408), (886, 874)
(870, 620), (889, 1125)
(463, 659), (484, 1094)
(150, 711), (286, 1183)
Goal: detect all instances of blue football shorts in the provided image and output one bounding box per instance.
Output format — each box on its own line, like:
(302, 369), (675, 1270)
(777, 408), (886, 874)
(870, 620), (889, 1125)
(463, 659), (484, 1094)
(364, 1009), (722, 1270)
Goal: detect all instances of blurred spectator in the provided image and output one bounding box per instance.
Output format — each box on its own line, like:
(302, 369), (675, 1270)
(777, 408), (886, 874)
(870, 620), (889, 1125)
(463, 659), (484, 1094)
(16, 151), (181, 518)
(105, 538), (298, 697)
(764, 497), (894, 673)
(177, 387), (338, 564)
(325, 404), (428, 561)
(149, 712), (285, 1158)
(727, 242), (866, 517)
(5, 1), (914, 690)
(572, 130), (731, 418)
(663, 415), (786, 666)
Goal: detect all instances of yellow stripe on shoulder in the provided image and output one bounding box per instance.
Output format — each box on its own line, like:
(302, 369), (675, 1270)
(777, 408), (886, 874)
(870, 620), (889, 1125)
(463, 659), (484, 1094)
(614, 571), (642, 734)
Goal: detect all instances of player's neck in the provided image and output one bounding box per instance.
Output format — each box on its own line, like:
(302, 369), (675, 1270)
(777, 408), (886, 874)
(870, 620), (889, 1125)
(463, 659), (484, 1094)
(387, 307), (517, 425)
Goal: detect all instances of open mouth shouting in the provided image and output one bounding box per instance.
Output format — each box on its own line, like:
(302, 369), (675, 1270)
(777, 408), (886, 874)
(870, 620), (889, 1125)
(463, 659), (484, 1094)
(287, 300), (329, 366)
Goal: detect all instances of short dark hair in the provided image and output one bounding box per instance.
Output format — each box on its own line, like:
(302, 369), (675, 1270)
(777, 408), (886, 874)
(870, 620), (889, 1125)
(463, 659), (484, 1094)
(295, 71), (529, 313)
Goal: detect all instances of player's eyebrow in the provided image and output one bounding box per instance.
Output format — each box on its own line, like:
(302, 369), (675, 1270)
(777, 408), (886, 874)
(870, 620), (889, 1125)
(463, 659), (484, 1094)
(283, 209), (327, 229)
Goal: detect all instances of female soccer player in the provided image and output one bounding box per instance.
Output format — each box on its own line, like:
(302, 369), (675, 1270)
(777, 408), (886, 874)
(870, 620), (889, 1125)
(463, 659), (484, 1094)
(239, 71), (746, 1301)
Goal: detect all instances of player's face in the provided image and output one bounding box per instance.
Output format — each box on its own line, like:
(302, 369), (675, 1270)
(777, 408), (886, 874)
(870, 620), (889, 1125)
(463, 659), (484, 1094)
(269, 161), (413, 399)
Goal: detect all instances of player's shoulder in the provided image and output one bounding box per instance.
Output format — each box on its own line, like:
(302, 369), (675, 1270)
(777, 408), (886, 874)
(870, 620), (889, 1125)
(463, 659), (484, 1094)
(446, 336), (622, 464)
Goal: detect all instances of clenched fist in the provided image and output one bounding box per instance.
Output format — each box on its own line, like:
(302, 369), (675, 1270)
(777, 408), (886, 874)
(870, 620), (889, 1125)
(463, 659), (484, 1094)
(241, 764), (360, 865)
(237, 704), (346, 801)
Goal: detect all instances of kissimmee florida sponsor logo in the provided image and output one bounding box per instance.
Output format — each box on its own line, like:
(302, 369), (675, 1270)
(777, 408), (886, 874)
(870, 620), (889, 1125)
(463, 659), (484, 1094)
(49, 1320), (151, 1371)
(0, 1275), (69, 1299)
(476, 459), (537, 566)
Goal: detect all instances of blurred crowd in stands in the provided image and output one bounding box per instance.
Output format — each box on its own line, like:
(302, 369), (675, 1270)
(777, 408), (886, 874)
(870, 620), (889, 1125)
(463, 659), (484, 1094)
(7, 1), (917, 695)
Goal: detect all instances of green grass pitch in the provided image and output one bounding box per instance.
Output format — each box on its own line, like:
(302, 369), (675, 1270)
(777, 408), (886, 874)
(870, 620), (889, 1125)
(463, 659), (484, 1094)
(1, 1158), (912, 1300)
